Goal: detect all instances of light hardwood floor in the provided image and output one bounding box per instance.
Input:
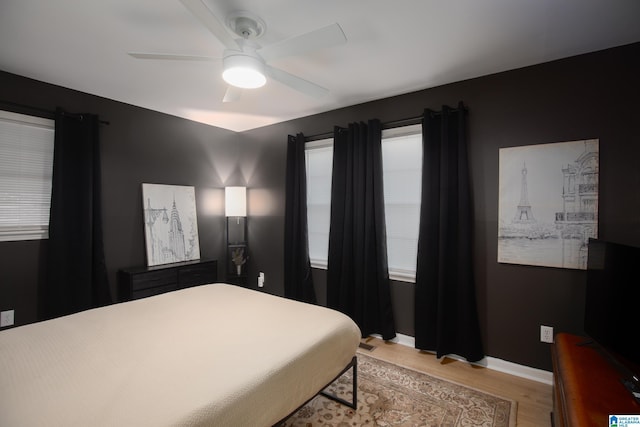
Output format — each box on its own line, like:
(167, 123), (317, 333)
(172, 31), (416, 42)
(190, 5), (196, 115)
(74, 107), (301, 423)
(357, 337), (553, 427)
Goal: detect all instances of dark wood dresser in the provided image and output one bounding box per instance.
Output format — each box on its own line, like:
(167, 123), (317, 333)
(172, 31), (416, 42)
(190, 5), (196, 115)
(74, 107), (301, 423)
(118, 259), (218, 301)
(551, 332), (640, 427)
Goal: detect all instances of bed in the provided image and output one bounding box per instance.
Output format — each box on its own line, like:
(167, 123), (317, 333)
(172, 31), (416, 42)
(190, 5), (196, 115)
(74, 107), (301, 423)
(0, 283), (361, 427)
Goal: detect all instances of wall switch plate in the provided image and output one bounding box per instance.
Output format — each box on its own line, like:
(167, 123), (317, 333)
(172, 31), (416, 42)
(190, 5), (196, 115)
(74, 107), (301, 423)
(540, 325), (554, 343)
(1, 310), (15, 327)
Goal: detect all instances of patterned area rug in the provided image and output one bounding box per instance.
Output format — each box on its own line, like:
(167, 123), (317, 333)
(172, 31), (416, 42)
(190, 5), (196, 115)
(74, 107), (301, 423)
(281, 352), (516, 426)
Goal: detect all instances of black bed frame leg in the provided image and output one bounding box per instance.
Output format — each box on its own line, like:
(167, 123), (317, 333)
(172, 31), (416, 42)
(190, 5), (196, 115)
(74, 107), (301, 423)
(320, 355), (358, 410)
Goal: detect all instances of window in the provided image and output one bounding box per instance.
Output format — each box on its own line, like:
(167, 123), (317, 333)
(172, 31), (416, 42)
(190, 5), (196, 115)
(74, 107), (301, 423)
(381, 125), (422, 281)
(0, 110), (55, 241)
(305, 138), (333, 268)
(305, 125), (423, 281)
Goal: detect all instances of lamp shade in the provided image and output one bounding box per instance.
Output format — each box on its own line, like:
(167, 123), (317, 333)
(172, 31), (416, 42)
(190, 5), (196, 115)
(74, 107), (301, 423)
(222, 54), (266, 89)
(225, 186), (246, 217)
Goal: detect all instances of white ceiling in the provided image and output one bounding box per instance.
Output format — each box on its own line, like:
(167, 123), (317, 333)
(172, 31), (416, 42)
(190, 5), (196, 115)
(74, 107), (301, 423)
(1, 1), (640, 132)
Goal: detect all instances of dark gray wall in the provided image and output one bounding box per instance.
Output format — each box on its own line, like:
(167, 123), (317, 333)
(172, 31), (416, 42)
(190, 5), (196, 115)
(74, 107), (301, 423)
(0, 71), (240, 322)
(241, 42), (640, 371)
(1, 42), (638, 372)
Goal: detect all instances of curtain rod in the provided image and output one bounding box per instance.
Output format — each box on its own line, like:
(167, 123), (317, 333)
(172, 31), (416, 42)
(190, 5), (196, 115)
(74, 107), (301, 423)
(304, 106), (467, 142)
(304, 117), (420, 142)
(0, 100), (110, 125)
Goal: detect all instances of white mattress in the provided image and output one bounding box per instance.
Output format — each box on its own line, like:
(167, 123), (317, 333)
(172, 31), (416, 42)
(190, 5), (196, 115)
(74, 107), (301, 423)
(0, 283), (361, 427)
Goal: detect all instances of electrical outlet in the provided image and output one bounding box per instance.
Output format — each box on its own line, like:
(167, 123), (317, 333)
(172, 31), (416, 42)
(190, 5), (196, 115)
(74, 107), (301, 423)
(258, 272), (265, 288)
(1, 310), (15, 327)
(540, 325), (554, 343)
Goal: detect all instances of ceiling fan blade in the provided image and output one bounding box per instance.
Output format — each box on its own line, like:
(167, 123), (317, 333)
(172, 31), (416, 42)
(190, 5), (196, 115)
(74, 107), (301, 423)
(223, 86), (242, 103)
(265, 65), (329, 98)
(128, 52), (217, 61)
(179, 0), (239, 50)
(258, 23), (346, 62)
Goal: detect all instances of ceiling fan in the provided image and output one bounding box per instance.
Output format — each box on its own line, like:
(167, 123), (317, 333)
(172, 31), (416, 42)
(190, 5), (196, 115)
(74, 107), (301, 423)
(129, 0), (347, 102)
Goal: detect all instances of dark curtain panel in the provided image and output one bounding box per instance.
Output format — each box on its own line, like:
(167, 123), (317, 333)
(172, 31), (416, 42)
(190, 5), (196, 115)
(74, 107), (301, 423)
(43, 109), (111, 319)
(284, 133), (316, 303)
(327, 120), (396, 340)
(414, 103), (484, 362)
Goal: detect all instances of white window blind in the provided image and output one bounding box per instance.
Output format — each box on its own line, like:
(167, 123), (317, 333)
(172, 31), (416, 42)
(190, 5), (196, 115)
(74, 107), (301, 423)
(381, 125), (422, 282)
(305, 138), (333, 268)
(304, 125), (423, 282)
(0, 110), (55, 241)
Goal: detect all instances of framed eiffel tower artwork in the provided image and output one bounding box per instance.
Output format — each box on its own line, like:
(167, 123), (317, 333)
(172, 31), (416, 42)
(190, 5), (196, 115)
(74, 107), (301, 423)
(498, 139), (599, 269)
(141, 183), (201, 266)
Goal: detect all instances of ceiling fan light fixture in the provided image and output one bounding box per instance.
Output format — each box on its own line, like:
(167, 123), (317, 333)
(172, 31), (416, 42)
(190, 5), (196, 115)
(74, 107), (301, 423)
(222, 54), (266, 89)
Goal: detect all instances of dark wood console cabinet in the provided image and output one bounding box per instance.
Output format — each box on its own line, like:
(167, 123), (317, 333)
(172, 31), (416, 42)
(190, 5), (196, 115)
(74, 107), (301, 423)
(118, 259), (218, 301)
(551, 332), (640, 427)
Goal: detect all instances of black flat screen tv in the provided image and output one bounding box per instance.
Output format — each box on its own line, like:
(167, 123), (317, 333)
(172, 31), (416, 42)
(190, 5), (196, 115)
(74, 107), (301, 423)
(584, 238), (640, 398)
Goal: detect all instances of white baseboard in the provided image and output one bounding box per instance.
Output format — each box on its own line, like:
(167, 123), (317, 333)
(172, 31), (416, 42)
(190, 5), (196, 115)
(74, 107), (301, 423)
(369, 333), (553, 385)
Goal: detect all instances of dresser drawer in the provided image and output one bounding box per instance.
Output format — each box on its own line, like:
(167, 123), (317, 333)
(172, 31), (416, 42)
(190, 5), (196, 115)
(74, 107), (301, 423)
(178, 262), (217, 287)
(131, 269), (177, 292)
(118, 259), (218, 302)
(132, 283), (178, 300)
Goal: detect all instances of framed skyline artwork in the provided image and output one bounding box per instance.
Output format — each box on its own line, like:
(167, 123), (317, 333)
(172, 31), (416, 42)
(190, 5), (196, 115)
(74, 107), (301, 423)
(498, 139), (599, 270)
(141, 183), (201, 266)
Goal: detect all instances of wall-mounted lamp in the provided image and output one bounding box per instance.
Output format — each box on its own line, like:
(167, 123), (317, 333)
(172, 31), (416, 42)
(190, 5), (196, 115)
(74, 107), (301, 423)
(225, 186), (247, 218)
(225, 186), (248, 284)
